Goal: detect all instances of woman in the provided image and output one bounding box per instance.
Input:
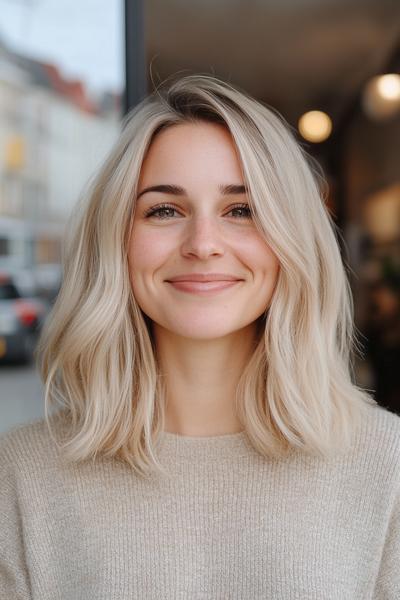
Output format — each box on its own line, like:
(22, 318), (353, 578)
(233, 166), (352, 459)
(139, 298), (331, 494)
(1, 74), (399, 599)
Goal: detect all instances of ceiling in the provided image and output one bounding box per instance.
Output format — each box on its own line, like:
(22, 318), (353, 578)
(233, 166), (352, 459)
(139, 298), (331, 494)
(144, 0), (400, 127)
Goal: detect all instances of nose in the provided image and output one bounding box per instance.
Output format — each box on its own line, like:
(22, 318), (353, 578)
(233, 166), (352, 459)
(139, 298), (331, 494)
(180, 215), (225, 259)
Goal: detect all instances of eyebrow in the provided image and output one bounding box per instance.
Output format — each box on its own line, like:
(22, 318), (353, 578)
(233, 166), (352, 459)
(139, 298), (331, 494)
(136, 183), (248, 199)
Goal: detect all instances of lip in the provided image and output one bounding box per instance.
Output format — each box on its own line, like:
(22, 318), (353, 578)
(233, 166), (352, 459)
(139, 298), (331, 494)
(166, 273), (243, 282)
(167, 280), (242, 295)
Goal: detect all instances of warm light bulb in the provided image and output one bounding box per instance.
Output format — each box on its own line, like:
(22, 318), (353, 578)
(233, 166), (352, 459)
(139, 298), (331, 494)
(376, 74), (400, 100)
(298, 111), (332, 143)
(362, 73), (400, 120)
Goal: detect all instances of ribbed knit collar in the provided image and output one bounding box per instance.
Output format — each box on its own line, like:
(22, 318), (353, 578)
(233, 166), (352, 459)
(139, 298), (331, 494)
(156, 429), (255, 461)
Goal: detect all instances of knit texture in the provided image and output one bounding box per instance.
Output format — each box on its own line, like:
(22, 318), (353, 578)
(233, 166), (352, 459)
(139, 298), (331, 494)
(1, 402), (400, 599)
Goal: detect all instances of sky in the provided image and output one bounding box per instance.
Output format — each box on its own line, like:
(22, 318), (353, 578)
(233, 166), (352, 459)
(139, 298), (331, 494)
(0, 0), (124, 94)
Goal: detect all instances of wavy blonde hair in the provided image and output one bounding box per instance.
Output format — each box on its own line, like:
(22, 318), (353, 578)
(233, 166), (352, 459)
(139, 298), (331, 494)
(36, 73), (377, 479)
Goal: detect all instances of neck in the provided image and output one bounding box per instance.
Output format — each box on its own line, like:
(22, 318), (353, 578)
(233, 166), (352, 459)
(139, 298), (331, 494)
(154, 322), (259, 436)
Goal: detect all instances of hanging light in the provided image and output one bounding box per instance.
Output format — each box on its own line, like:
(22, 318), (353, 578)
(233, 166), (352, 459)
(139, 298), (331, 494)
(298, 110), (332, 143)
(362, 73), (400, 120)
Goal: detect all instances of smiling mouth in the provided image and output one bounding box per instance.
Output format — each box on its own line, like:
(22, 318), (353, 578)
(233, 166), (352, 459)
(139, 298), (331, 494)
(166, 280), (243, 294)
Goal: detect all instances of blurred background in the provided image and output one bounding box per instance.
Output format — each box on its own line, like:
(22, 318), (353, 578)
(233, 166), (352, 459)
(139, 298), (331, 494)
(0, 0), (399, 434)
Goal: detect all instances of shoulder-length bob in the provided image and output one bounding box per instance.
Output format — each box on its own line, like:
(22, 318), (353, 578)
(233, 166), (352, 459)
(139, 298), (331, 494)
(36, 73), (377, 479)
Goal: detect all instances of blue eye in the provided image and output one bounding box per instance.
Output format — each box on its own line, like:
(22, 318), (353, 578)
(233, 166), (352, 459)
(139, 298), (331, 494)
(143, 203), (253, 220)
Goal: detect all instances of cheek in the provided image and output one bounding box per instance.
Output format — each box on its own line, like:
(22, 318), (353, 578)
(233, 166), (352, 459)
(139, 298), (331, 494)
(128, 227), (170, 273)
(239, 234), (280, 277)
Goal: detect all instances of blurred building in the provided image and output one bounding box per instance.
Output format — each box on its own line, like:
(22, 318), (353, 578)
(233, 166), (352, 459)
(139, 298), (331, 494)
(0, 36), (121, 297)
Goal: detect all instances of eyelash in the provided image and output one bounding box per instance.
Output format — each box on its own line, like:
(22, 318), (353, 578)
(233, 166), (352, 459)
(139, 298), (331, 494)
(143, 203), (253, 220)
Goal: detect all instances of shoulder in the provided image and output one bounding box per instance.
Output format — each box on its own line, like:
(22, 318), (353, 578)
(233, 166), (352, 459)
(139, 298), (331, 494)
(357, 402), (400, 451)
(348, 402), (400, 491)
(0, 411), (69, 473)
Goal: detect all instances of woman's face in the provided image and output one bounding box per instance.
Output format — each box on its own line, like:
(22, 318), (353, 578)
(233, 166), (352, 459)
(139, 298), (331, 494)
(128, 121), (280, 340)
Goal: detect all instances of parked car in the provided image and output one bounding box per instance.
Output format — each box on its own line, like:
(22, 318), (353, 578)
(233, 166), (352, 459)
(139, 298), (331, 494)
(0, 270), (49, 364)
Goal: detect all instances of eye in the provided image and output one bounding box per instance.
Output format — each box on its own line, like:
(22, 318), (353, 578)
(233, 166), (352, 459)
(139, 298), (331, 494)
(227, 203), (252, 219)
(143, 203), (253, 220)
(143, 204), (181, 219)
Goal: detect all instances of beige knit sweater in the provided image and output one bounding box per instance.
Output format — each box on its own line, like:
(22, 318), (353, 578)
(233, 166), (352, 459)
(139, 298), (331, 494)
(1, 402), (399, 600)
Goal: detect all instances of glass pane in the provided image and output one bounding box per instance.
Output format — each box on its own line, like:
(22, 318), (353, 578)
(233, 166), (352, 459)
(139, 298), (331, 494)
(0, 0), (124, 430)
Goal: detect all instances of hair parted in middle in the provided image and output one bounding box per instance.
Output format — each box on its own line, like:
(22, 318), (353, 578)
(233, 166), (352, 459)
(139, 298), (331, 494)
(36, 72), (377, 479)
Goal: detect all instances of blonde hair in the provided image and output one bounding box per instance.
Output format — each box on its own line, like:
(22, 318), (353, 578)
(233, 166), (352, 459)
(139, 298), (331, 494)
(36, 73), (377, 479)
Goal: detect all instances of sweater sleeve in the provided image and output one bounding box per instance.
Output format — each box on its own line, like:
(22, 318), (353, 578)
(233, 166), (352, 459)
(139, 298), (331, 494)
(373, 486), (400, 599)
(0, 437), (32, 600)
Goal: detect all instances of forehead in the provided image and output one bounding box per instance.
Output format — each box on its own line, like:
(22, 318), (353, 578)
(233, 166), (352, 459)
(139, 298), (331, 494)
(138, 121), (244, 186)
